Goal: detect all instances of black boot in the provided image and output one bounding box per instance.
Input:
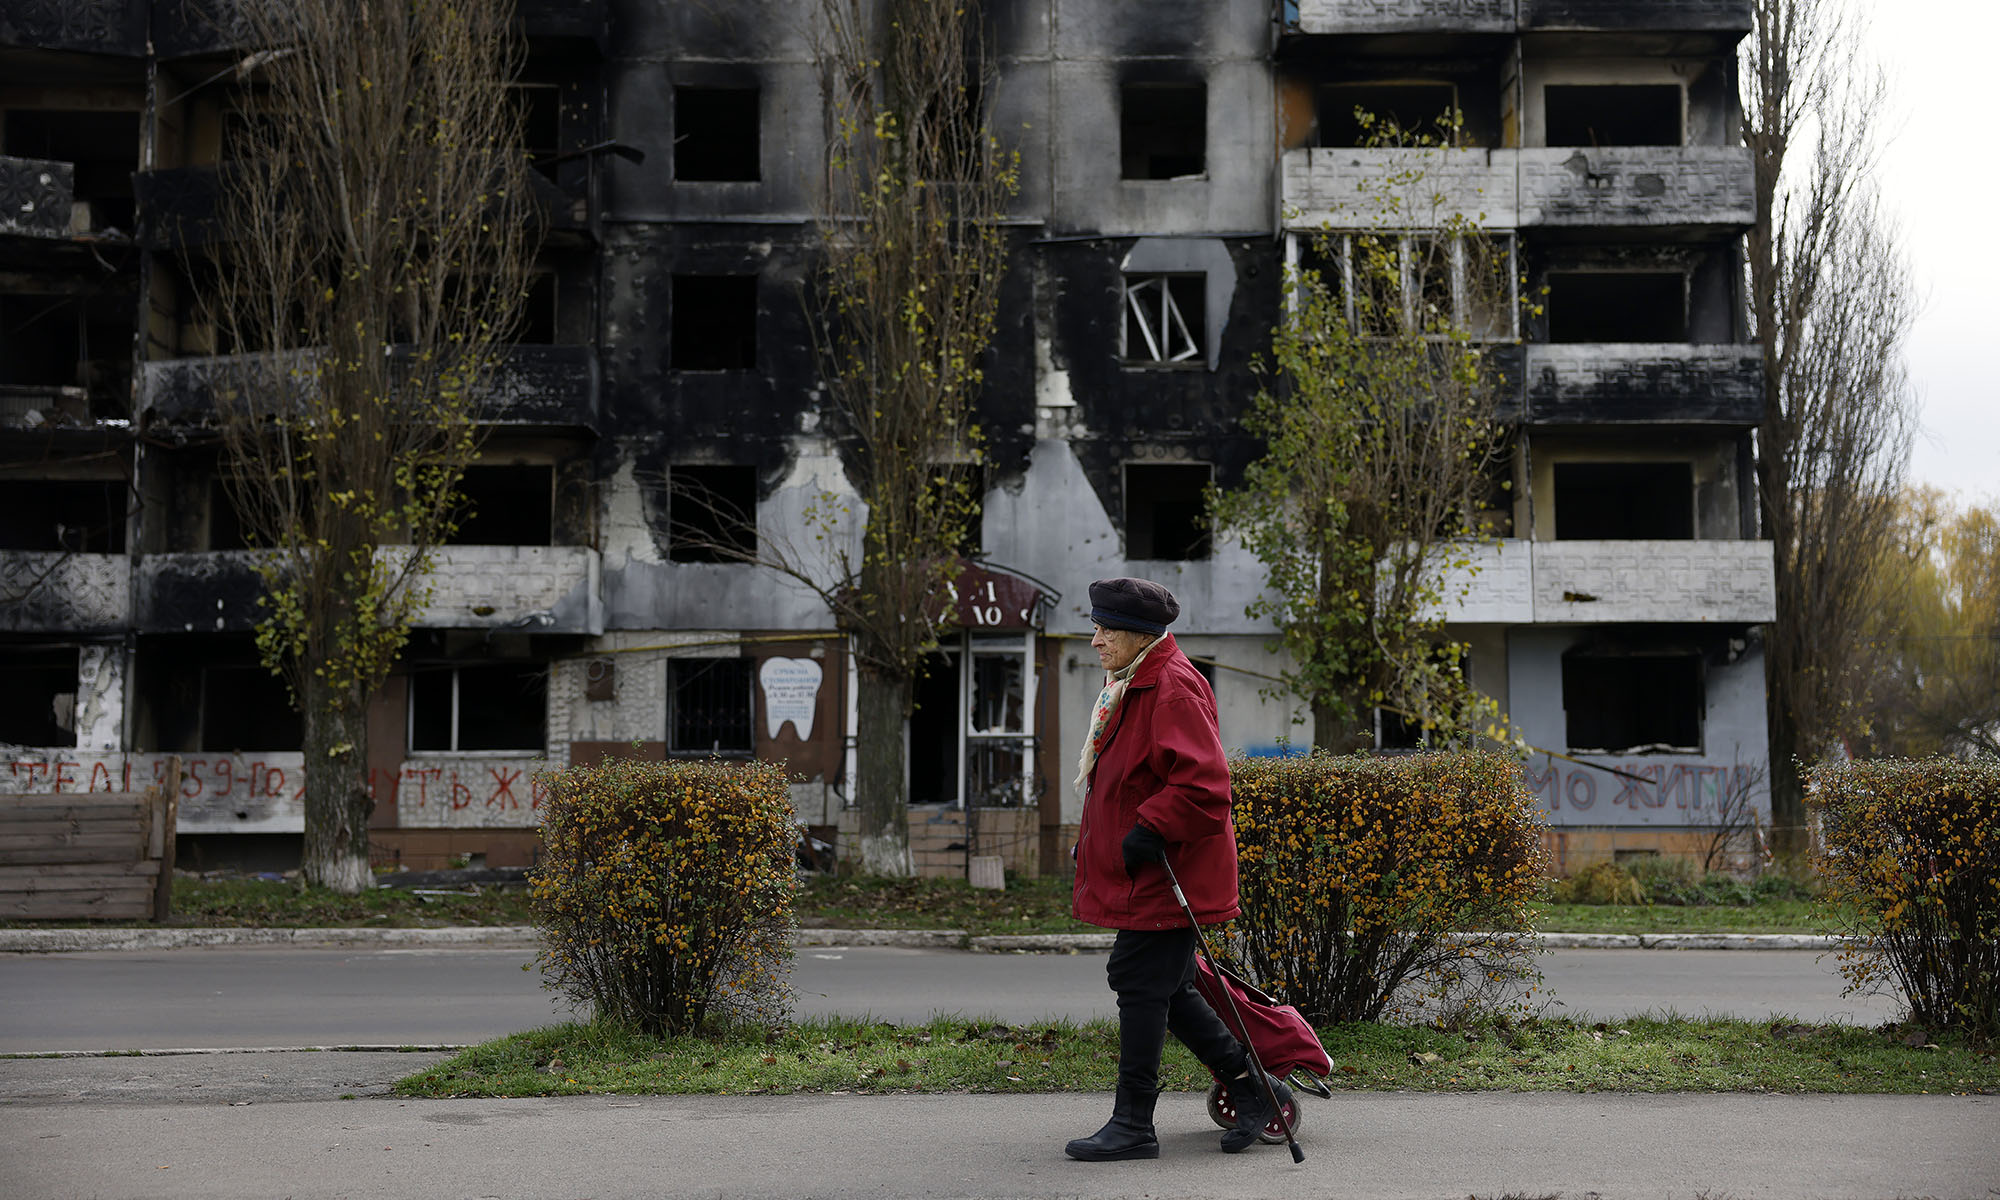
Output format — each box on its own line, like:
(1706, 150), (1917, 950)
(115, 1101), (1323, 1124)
(1064, 1087), (1160, 1161)
(1219, 1070), (1293, 1154)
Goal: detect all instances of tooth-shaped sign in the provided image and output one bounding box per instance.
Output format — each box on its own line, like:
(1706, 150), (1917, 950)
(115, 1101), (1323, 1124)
(758, 657), (822, 742)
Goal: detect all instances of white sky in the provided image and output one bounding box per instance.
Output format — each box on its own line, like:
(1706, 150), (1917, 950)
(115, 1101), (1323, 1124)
(1850, 0), (1998, 502)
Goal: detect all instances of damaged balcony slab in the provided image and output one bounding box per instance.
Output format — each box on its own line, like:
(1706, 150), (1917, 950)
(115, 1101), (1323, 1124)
(1525, 343), (1762, 426)
(142, 347), (596, 431)
(136, 545), (604, 636)
(0, 552), (131, 633)
(1519, 0), (1753, 33)
(0, 156), (74, 239)
(1519, 147), (1753, 231)
(1283, 146), (1753, 232)
(1531, 539), (1775, 624)
(1293, 0), (1514, 36)
(0, 0), (147, 56)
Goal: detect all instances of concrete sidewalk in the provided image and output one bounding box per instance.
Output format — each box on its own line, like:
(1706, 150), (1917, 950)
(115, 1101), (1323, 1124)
(1, 1074), (1989, 1199)
(0, 925), (1843, 953)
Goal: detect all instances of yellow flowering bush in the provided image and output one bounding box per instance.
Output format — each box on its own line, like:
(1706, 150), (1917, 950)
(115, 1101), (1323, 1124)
(1808, 757), (1999, 1036)
(1229, 751), (1548, 1026)
(531, 758), (797, 1035)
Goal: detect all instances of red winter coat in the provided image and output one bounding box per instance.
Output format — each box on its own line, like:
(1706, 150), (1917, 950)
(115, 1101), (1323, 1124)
(1072, 634), (1240, 930)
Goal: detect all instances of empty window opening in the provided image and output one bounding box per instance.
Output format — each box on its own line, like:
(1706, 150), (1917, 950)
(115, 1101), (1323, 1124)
(0, 480), (126, 553)
(671, 275), (758, 371)
(1546, 272), (1685, 343)
(450, 464), (554, 546)
(1544, 85), (1682, 148)
(201, 665), (302, 751)
(0, 293), (134, 406)
(514, 273), (558, 345)
(675, 87), (760, 182)
(668, 657), (754, 755)
(1126, 463), (1212, 561)
(668, 464), (758, 563)
(0, 648), (80, 747)
(1121, 83), (1205, 180)
(512, 84), (561, 180)
(1319, 83), (1457, 147)
(410, 662), (547, 752)
(1553, 461), (1694, 540)
(1123, 274), (1205, 365)
(908, 651), (959, 805)
(1563, 651), (1702, 754)
(3, 109), (140, 230)
(209, 478), (249, 550)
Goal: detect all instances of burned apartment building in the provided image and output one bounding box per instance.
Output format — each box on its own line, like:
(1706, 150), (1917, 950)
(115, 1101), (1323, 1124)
(0, 1), (1771, 877)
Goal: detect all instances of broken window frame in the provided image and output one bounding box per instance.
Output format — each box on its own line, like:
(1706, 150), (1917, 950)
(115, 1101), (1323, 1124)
(1119, 82), (1207, 181)
(908, 631), (1039, 809)
(0, 646), (81, 748)
(1120, 273), (1205, 366)
(666, 656), (755, 756)
(407, 662), (548, 754)
(1561, 649), (1704, 755)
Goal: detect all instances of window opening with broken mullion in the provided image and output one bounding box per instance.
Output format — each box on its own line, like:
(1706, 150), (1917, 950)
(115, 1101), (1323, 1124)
(1123, 275), (1202, 365)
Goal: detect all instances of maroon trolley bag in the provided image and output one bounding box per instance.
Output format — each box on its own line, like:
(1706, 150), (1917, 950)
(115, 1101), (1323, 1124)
(1192, 955), (1335, 1143)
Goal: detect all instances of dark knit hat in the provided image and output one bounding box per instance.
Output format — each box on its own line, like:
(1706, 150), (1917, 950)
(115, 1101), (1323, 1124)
(1088, 577), (1180, 635)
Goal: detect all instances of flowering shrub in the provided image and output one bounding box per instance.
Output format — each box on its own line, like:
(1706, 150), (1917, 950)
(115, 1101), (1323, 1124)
(531, 758), (797, 1035)
(1229, 751), (1548, 1026)
(1808, 758), (1999, 1036)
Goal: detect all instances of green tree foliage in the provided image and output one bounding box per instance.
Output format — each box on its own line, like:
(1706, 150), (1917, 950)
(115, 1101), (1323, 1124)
(206, 0), (538, 891)
(1211, 116), (1513, 752)
(1854, 489), (2000, 759)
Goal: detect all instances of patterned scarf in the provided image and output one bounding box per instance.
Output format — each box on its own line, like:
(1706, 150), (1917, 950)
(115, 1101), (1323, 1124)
(1073, 634), (1163, 800)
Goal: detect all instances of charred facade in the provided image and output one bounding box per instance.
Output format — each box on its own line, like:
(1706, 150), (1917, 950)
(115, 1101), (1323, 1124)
(1, 1), (1770, 876)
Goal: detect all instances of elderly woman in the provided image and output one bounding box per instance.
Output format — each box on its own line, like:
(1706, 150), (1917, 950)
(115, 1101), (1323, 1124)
(1064, 577), (1290, 1162)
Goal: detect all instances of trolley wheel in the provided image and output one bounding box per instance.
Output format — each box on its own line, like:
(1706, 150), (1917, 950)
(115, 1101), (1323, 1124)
(1203, 1079), (1304, 1145)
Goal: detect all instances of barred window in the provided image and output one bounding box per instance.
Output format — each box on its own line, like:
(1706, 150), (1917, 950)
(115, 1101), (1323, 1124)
(668, 657), (754, 755)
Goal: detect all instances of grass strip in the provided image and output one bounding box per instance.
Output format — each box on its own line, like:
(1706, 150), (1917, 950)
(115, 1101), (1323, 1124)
(393, 1014), (1998, 1099)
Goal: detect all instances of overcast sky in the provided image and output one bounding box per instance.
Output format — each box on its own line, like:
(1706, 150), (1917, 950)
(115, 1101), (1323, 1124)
(1851, 0), (1997, 502)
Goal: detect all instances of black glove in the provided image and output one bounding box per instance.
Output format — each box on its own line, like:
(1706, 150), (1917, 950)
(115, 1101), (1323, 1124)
(1121, 823), (1167, 877)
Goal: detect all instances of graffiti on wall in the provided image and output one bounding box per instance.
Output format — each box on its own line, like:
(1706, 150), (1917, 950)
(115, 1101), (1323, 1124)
(1526, 759), (1768, 827)
(3, 750), (556, 832)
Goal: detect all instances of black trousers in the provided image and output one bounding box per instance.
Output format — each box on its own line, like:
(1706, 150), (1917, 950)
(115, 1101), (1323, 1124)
(1106, 927), (1248, 1095)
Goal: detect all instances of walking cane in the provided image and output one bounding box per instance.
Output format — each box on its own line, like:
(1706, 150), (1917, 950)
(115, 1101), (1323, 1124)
(1160, 858), (1305, 1164)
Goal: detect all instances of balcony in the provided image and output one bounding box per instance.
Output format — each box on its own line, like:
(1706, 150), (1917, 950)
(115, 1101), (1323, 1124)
(1519, 0), (1752, 33)
(1518, 147), (1753, 230)
(1524, 344), (1762, 426)
(1433, 538), (1774, 624)
(1282, 147), (1518, 229)
(1282, 146), (1752, 231)
(519, 0), (607, 48)
(0, 553), (131, 633)
(143, 346), (597, 431)
(0, 385), (91, 429)
(137, 545), (602, 635)
(0, 0), (146, 56)
(0, 157), (75, 240)
(1293, 0), (1514, 35)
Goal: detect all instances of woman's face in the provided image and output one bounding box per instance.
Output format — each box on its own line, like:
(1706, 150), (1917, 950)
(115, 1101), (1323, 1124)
(1091, 624), (1154, 673)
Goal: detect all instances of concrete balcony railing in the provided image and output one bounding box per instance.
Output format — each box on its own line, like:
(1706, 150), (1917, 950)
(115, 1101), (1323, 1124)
(137, 545), (602, 636)
(1518, 147), (1753, 229)
(1432, 538), (1775, 624)
(1291, 0), (1751, 35)
(142, 345), (597, 431)
(151, 0), (602, 57)
(1294, 0), (1514, 35)
(1519, 0), (1752, 32)
(0, 156), (75, 239)
(0, 0), (146, 55)
(1282, 146), (1752, 231)
(1283, 147), (1518, 229)
(0, 553), (132, 634)
(1524, 343), (1763, 426)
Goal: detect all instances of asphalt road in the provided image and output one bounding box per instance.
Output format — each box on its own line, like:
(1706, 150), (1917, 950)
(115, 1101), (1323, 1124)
(0, 944), (1899, 1053)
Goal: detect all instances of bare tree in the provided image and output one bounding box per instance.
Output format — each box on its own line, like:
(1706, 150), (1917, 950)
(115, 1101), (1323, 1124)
(759, 0), (1016, 874)
(1212, 116), (1513, 753)
(1745, 0), (1916, 855)
(204, 0), (536, 892)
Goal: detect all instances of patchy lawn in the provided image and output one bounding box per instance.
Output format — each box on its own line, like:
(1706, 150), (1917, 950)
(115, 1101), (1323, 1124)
(394, 1014), (1998, 1099)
